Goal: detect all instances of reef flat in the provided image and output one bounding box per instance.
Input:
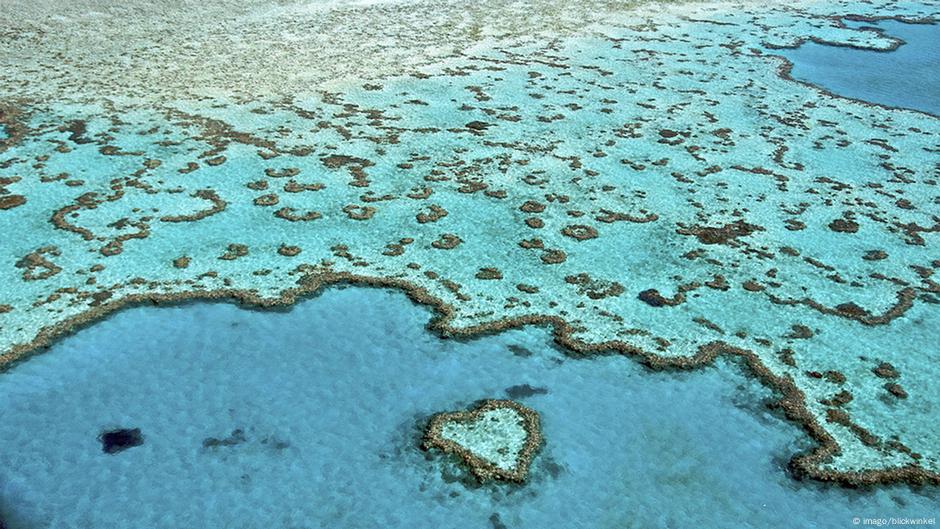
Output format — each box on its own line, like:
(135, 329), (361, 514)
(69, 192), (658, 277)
(1, 0), (939, 488)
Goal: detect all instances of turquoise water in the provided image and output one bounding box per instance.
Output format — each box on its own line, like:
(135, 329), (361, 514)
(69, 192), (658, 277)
(780, 20), (940, 115)
(0, 287), (936, 529)
(3, 1), (940, 525)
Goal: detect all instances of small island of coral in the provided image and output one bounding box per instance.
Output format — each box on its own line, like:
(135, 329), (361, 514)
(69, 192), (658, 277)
(423, 399), (542, 483)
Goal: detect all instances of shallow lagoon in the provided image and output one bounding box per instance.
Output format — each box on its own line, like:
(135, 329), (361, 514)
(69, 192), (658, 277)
(0, 287), (936, 529)
(780, 20), (940, 116)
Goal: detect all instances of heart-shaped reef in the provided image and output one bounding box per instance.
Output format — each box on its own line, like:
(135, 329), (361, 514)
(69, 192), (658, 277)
(423, 399), (542, 482)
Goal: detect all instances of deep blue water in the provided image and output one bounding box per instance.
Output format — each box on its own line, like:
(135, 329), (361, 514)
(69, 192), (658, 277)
(0, 287), (936, 529)
(780, 20), (940, 115)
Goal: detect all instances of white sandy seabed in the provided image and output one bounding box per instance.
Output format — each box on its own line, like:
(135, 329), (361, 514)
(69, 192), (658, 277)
(0, 0), (836, 100)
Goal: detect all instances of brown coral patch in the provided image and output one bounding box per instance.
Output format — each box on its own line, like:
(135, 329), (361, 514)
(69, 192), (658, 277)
(218, 244), (249, 261)
(595, 209), (658, 223)
(767, 288), (916, 326)
(0, 103), (27, 152)
(265, 167), (300, 178)
(785, 325), (814, 339)
(540, 249), (567, 264)
(525, 218), (544, 229)
(872, 362), (899, 379)
(518, 238), (544, 250)
(565, 273), (624, 300)
(253, 194), (280, 207)
(383, 244), (405, 256)
(561, 224), (598, 241)
(465, 121), (492, 133)
(884, 383), (908, 399)
(637, 289), (684, 307)
(343, 204), (377, 220)
(320, 155), (374, 187)
(432, 234), (463, 250)
(16, 246), (62, 281)
(476, 268), (503, 280)
(160, 190), (227, 222)
(178, 162), (200, 174)
(742, 280), (765, 292)
(519, 201), (546, 213)
(284, 181), (325, 193)
(278, 245), (302, 257)
(820, 390), (853, 407)
(829, 218), (859, 233)
(705, 275), (730, 291)
(0, 194), (26, 210)
(676, 220), (764, 245)
(274, 207), (322, 222)
(417, 205), (448, 224)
